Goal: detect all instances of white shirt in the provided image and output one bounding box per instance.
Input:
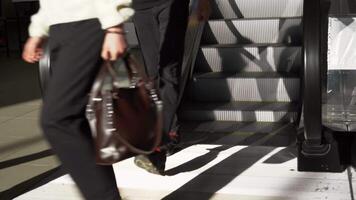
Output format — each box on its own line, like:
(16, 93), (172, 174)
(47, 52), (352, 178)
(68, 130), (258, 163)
(29, 0), (134, 37)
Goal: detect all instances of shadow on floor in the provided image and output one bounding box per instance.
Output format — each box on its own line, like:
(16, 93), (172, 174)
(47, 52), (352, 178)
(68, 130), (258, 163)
(0, 149), (53, 170)
(263, 144), (297, 164)
(0, 166), (64, 200)
(162, 146), (276, 200)
(165, 145), (231, 176)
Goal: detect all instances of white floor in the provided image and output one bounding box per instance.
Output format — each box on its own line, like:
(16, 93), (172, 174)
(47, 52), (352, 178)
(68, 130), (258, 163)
(16, 145), (355, 200)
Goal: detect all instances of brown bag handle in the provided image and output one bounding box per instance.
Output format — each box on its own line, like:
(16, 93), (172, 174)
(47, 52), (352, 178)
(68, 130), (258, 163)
(88, 53), (163, 155)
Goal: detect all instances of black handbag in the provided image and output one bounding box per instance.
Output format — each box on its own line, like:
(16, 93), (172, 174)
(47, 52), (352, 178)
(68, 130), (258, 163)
(86, 53), (163, 165)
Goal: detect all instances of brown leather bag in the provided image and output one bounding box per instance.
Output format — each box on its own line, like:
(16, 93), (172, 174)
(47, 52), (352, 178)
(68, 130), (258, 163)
(86, 53), (163, 165)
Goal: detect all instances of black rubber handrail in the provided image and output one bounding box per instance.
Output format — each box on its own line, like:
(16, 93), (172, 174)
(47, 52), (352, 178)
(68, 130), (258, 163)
(178, 2), (207, 106)
(302, 0), (331, 152)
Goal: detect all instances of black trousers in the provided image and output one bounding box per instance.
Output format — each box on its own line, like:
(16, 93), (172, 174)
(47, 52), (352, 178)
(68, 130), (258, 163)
(133, 0), (189, 144)
(41, 19), (120, 200)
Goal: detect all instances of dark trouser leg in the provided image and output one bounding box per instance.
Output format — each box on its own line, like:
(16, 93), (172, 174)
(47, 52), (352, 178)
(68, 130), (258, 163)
(158, 0), (189, 142)
(133, 0), (189, 144)
(41, 19), (120, 200)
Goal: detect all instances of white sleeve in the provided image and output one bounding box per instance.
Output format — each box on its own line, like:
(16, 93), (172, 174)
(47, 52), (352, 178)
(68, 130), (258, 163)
(28, 7), (49, 37)
(95, 0), (135, 29)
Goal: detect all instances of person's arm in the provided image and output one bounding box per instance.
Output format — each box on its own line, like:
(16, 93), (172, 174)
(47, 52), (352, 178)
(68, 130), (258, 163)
(101, 25), (128, 61)
(28, 7), (49, 37)
(23, 7), (48, 63)
(95, 0), (134, 30)
(95, 0), (134, 60)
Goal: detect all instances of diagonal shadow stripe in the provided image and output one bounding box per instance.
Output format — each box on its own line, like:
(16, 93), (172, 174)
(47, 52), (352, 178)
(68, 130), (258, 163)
(165, 145), (231, 176)
(263, 145), (297, 164)
(0, 149), (54, 170)
(162, 146), (275, 200)
(228, 0), (244, 18)
(0, 166), (64, 200)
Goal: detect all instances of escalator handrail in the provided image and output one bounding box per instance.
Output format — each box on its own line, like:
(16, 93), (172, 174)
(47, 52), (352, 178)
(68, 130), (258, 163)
(178, 11), (206, 106)
(302, 0), (331, 146)
(170, 0), (207, 128)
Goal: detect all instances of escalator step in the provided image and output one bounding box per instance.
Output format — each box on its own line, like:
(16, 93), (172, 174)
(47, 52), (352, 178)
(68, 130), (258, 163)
(195, 45), (302, 73)
(210, 0), (303, 19)
(190, 72), (300, 102)
(202, 18), (302, 45)
(179, 121), (296, 146)
(180, 101), (298, 122)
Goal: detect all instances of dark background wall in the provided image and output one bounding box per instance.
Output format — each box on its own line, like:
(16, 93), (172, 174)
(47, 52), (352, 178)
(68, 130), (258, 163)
(2, 0), (18, 18)
(1, 0), (39, 52)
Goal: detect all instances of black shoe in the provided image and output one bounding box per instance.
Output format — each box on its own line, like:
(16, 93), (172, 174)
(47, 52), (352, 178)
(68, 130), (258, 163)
(134, 151), (166, 175)
(165, 127), (182, 156)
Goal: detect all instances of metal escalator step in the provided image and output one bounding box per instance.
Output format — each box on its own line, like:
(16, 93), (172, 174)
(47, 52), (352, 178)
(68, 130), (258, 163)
(210, 0), (303, 19)
(202, 18), (302, 45)
(180, 120), (294, 134)
(195, 45), (302, 73)
(179, 121), (296, 146)
(195, 71), (298, 78)
(190, 72), (300, 102)
(179, 101), (298, 122)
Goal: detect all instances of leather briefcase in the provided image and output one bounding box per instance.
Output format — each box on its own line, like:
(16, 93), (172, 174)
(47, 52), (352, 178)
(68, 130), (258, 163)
(86, 53), (163, 165)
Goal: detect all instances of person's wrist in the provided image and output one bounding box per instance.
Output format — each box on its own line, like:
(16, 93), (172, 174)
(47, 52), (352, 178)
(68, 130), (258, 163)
(105, 30), (127, 35)
(106, 25), (126, 34)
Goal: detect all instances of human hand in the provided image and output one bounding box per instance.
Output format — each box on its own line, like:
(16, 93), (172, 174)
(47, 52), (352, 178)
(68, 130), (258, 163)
(101, 26), (127, 61)
(22, 37), (45, 63)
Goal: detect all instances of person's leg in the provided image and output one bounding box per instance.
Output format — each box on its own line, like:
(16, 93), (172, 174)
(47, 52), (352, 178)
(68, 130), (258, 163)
(132, 7), (160, 79)
(134, 0), (189, 146)
(157, 0), (190, 144)
(132, 0), (189, 175)
(132, 6), (168, 175)
(41, 19), (120, 200)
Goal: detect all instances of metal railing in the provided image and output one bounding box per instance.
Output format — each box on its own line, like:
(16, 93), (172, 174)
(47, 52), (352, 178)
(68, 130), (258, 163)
(301, 0), (331, 155)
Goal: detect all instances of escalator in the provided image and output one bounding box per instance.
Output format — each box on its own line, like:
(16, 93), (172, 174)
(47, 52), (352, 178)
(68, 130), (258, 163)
(178, 0), (303, 151)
